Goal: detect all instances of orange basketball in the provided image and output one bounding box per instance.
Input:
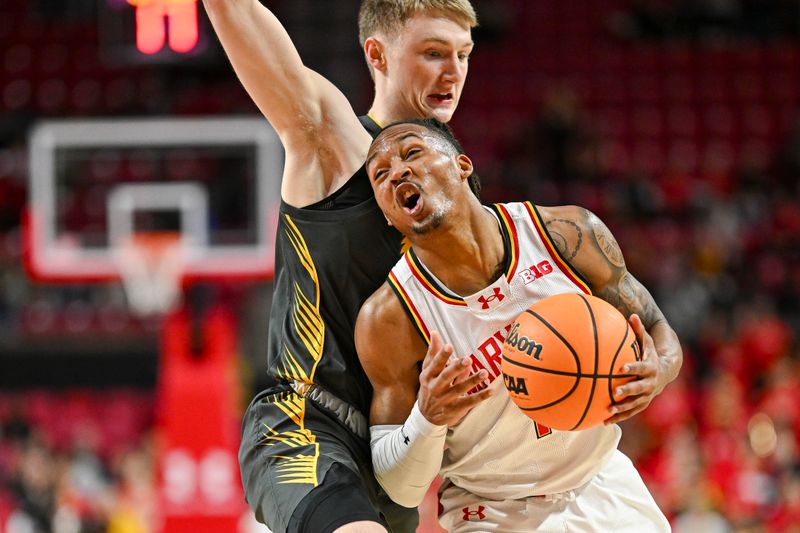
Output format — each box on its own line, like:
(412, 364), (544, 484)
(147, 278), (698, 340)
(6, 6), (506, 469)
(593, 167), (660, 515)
(501, 293), (641, 431)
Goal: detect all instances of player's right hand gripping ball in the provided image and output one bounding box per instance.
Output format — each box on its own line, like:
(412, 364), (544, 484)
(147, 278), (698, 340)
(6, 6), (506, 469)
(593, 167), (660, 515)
(501, 293), (641, 431)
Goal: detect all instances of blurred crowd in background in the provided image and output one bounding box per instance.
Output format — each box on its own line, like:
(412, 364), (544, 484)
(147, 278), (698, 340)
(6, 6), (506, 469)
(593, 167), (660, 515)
(1, 0), (800, 531)
(0, 390), (156, 532)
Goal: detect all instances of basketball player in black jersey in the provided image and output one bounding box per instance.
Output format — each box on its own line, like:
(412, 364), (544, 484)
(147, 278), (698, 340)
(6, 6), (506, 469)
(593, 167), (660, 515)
(202, 1), (477, 531)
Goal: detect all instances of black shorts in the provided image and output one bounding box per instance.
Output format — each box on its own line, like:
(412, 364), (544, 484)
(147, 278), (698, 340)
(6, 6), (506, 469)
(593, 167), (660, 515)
(238, 385), (419, 533)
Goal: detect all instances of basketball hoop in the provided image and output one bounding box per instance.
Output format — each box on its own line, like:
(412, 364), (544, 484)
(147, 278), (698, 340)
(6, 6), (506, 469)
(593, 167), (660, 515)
(112, 232), (188, 316)
(26, 119), (279, 285)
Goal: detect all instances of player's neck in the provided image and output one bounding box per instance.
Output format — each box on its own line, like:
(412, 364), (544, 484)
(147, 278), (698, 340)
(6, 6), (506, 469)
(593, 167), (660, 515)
(369, 82), (402, 125)
(412, 205), (505, 297)
(368, 100), (409, 129)
(368, 97), (443, 128)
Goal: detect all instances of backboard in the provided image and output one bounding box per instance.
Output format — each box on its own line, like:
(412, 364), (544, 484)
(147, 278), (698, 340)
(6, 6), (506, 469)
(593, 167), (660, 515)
(25, 117), (283, 285)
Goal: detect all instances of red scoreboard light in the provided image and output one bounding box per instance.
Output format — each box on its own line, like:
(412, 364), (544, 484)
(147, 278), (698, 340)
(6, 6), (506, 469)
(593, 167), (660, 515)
(99, 0), (211, 63)
(128, 0), (199, 55)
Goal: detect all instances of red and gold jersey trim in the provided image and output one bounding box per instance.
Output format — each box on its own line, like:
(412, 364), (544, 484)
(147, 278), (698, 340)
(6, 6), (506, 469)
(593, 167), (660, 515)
(404, 251), (468, 307)
(491, 203), (521, 281)
(388, 271), (432, 345)
(523, 202), (592, 295)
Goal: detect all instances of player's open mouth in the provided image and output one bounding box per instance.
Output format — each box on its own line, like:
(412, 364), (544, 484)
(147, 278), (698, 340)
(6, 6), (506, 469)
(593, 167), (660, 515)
(395, 182), (423, 216)
(429, 93), (453, 105)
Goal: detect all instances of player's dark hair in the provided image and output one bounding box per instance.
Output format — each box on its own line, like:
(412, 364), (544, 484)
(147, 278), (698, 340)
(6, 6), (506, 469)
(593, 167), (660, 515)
(378, 118), (481, 199)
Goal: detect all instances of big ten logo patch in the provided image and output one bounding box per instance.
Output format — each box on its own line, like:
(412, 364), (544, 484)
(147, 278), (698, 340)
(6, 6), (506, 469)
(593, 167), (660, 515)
(518, 260), (553, 285)
(462, 505), (486, 521)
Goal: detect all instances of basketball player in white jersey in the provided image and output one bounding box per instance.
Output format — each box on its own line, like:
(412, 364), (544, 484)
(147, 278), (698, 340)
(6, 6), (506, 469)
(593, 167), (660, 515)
(355, 119), (682, 532)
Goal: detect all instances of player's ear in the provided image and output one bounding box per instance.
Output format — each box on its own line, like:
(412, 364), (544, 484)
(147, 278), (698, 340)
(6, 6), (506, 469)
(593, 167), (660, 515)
(365, 37), (387, 74)
(457, 154), (473, 181)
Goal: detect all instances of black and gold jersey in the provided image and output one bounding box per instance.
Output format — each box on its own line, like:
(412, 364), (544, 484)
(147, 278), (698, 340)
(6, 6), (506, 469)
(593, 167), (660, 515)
(266, 115), (404, 415)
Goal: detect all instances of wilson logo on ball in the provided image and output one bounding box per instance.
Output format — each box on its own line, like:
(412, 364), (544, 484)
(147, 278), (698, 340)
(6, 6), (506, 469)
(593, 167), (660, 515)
(501, 293), (641, 431)
(506, 323), (543, 359)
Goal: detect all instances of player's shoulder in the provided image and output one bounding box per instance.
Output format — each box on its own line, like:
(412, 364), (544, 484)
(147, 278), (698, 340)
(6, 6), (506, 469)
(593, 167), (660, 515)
(491, 201), (588, 225)
(536, 205), (615, 244)
(535, 204), (591, 226)
(355, 282), (422, 367)
(530, 204), (599, 265)
(357, 282), (405, 337)
(499, 202), (595, 238)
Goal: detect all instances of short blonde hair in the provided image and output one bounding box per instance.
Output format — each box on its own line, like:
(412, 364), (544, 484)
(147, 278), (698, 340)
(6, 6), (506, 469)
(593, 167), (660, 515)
(358, 0), (478, 47)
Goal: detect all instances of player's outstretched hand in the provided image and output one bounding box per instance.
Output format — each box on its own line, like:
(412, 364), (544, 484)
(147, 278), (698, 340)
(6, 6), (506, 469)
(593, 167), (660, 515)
(605, 314), (668, 425)
(418, 331), (493, 427)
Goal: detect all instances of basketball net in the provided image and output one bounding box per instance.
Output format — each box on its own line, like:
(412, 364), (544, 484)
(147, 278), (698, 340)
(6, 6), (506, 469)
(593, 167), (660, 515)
(112, 232), (187, 316)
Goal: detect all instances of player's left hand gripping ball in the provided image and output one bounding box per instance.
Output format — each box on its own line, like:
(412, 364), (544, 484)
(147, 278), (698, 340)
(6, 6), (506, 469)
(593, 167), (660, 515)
(604, 314), (666, 425)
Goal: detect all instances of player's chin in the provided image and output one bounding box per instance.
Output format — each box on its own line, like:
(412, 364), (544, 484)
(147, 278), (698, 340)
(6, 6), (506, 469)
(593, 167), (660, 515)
(411, 211), (445, 235)
(426, 102), (457, 123)
(430, 107), (456, 123)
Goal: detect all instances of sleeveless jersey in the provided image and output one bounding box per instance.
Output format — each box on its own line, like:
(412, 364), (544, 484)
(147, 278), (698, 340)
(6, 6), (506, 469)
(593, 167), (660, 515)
(387, 201), (622, 500)
(266, 115), (405, 415)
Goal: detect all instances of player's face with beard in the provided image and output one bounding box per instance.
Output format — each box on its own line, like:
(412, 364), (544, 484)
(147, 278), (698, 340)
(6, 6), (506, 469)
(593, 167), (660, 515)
(366, 124), (472, 237)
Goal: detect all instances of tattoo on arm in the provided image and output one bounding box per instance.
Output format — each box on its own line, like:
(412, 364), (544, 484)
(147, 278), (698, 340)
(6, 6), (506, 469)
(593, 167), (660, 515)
(589, 214), (625, 268)
(545, 219), (582, 261)
(598, 272), (663, 328)
(584, 211), (663, 328)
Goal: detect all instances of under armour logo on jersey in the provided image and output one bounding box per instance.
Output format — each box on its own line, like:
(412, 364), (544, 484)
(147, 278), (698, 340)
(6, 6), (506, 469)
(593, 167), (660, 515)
(401, 428), (410, 445)
(462, 506), (486, 521)
(477, 287), (505, 310)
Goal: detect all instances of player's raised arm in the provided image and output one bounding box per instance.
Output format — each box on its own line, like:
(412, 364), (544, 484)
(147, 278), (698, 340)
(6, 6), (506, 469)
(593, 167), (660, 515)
(203, 0), (370, 202)
(355, 284), (491, 507)
(538, 205), (683, 423)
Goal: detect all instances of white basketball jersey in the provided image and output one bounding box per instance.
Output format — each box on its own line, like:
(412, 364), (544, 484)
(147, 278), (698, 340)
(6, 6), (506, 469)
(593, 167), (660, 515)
(387, 202), (621, 500)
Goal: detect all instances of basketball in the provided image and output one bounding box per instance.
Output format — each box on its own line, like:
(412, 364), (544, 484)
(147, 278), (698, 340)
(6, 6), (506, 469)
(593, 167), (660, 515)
(501, 293), (642, 431)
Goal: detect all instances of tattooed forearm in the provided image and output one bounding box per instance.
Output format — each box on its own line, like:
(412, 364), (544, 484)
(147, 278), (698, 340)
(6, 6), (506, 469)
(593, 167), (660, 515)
(588, 213), (625, 268)
(545, 219), (582, 261)
(598, 272), (663, 328)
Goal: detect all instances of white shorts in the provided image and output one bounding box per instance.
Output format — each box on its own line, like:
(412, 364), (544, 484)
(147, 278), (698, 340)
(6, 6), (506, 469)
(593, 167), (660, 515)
(438, 450), (670, 532)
